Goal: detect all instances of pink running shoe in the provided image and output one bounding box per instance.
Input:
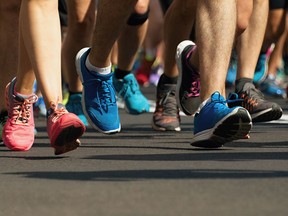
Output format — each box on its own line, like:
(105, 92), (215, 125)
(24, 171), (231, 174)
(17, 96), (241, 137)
(3, 78), (38, 151)
(47, 102), (86, 155)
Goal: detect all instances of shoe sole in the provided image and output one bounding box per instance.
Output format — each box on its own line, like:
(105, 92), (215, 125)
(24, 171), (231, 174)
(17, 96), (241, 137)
(191, 108), (252, 148)
(175, 40), (201, 116)
(251, 106), (283, 122)
(151, 119), (181, 132)
(75, 47), (121, 134)
(54, 124), (84, 155)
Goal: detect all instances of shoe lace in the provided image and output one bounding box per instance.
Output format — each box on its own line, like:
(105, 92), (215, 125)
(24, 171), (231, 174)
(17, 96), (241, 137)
(118, 78), (139, 99)
(239, 87), (263, 112)
(11, 95), (38, 125)
(49, 101), (68, 123)
(97, 80), (116, 110)
(157, 89), (178, 115)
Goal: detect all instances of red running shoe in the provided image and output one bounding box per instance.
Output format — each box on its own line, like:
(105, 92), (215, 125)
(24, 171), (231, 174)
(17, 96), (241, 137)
(47, 102), (86, 155)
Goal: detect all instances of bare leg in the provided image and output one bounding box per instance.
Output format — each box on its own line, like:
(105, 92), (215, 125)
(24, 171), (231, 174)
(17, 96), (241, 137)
(117, 0), (149, 71)
(62, 0), (96, 93)
(89, 0), (137, 67)
(0, 0), (20, 111)
(236, 0), (269, 80)
(16, 0), (62, 107)
(196, 0), (237, 100)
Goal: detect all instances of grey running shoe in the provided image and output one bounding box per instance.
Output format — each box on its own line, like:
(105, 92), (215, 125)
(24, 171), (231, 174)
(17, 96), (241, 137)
(152, 75), (181, 131)
(176, 40), (201, 116)
(228, 82), (282, 122)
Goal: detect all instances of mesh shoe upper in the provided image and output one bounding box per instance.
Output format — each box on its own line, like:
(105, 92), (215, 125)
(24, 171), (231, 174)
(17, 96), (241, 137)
(76, 47), (121, 134)
(47, 102), (86, 155)
(192, 92), (252, 148)
(228, 82), (283, 122)
(66, 93), (88, 126)
(113, 73), (150, 115)
(176, 40), (201, 116)
(2, 78), (38, 151)
(152, 77), (180, 131)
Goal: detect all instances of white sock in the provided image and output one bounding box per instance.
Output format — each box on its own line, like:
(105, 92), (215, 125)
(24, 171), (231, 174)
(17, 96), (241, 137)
(85, 55), (112, 75)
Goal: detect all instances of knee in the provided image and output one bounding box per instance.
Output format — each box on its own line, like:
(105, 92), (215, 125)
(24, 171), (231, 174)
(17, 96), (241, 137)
(236, 0), (253, 34)
(127, 0), (149, 26)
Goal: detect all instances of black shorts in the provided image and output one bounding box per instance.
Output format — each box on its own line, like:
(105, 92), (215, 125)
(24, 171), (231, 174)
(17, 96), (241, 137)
(59, 0), (68, 27)
(270, 0), (288, 10)
(159, 0), (173, 14)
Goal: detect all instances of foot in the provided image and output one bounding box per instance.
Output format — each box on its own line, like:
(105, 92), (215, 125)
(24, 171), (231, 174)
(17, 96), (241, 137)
(175, 40), (201, 116)
(76, 47), (121, 134)
(192, 92), (252, 148)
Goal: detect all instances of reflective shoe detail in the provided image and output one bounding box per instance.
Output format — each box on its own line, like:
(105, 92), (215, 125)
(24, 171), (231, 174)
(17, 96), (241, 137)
(192, 92), (252, 148)
(253, 53), (268, 84)
(0, 110), (8, 143)
(113, 73), (150, 115)
(176, 40), (201, 116)
(47, 102), (86, 155)
(228, 82), (283, 122)
(66, 94), (88, 126)
(76, 47), (121, 134)
(152, 77), (180, 131)
(259, 75), (287, 99)
(3, 78), (38, 151)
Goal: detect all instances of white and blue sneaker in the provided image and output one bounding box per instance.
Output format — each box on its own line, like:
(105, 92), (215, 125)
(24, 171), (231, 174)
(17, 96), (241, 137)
(191, 92), (252, 148)
(75, 48), (121, 134)
(113, 74), (150, 115)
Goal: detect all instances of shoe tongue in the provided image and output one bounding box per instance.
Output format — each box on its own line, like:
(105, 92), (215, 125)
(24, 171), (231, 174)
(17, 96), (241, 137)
(242, 82), (255, 91)
(211, 91), (224, 101)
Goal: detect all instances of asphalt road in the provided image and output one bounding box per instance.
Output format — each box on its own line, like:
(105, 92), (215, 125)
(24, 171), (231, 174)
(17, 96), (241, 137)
(1, 86), (288, 216)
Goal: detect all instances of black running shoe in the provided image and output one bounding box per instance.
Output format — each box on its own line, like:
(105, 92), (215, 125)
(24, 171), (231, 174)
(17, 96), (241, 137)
(176, 40), (201, 116)
(228, 82), (282, 122)
(152, 75), (181, 131)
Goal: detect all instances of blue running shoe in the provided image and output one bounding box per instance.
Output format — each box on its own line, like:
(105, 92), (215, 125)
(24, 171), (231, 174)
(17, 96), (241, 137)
(253, 53), (268, 84)
(113, 74), (150, 115)
(76, 47), (121, 134)
(192, 92), (252, 148)
(66, 94), (89, 126)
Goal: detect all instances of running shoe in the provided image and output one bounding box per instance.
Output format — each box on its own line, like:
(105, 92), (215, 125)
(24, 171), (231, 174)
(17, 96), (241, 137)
(47, 102), (86, 155)
(2, 78), (38, 151)
(76, 47), (121, 134)
(0, 110), (8, 143)
(152, 74), (180, 131)
(66, 93), (88, 126)
(176, 40), (201, 116)
(228, 82), (283, 122)
(113, 73), (150, 115)
(253, 53), (268, 84)
(191, 92), (252, 148)
(259, 75), (287, 99)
